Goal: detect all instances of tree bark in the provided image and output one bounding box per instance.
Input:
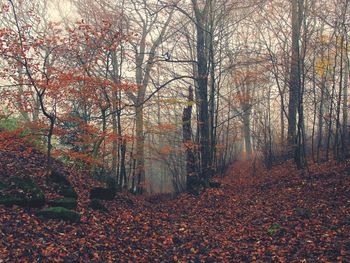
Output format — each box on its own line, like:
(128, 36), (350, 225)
(192, 0), (211, 185)
(287, 0), (302, 149)
(183, 86), (197, 192)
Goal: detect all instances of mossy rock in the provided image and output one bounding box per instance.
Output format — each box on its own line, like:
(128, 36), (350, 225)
(0, 194), (45, 207)
(89, 199), (108, 212)
(105, 176), (117, 190)
(50, 170), (70, 186)
(0, 196), (24, 207)
(37, 207), (80, 223)
(0, 177), (45, 207)
(90, 187), (115, 200)
(10, 176), (37, 191)
(48, 198), (77, 210)
(58, 186), (78, 199)
(209, 181), (221, 188)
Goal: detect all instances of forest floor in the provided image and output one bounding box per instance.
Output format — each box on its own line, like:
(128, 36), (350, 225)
(0, 133), (350, 262)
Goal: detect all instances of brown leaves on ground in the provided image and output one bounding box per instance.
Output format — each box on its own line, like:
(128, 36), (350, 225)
(0, 136), (349, 262)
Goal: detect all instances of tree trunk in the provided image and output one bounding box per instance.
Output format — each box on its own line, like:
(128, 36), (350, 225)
(242, 106), (252, 159)
(342, 41), (349, 155)
(183, 86), (197, 192)
(135, 105), (145, 194)
(287, 0), (302, 150)
(193, 0), (211, 186)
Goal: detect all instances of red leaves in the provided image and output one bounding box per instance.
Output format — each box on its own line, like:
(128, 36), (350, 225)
(1, 141), (350, 261)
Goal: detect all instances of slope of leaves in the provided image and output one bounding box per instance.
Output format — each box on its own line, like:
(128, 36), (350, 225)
(0, 135), (349, 262)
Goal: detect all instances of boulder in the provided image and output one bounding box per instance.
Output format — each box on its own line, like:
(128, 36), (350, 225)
(209, 181), (221, 188)
(48, 197), (77, 210)
(0, 177), (45, 207)
(49, 170), (70, 186)
(90, 187), (115, 200)
(58, 186), (78, 199)
(89, 199), (108, 212)
(37, 207), (80, 223)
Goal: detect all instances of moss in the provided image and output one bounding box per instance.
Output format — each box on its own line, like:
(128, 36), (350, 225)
(10, 176), (35, 191)
(89, 199), (108, 212)
(0, 194), (45, 207)
(90, 187), (115, 200)
(37, 207), (80, 223)
(0, 196), (24, 207)
(0, 177), (45, 207)
(48, 198), (77, 210)
(49, 171), (78, 199)
(50, 170), (70, 186)
(58, 186), (78, 199)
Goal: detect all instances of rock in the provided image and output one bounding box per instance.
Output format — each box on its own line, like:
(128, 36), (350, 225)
(48, 197), (77, 210)
(90, 187), (115, 200)
(50, 170), (70, 186)
(0, 194), (45, 207)
(0, 196), (24, 207)
(105, 176), (117, 190)
(209, 181), (221, 188)
(50, 170), (78, 199)
(89, 199), (108, 212)
(37, 207), (80, 223)
(0, 177), (45, 207)
(58, 186), (78, 199)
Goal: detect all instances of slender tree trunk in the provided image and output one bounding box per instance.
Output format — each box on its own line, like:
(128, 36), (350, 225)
(311, 55), (317, 162)
(135, 105), (145, 194)
(326, 37), (339, 160)
(335, 35), (344, 160)
(111, 103), (118, 176)
(342, 40), (349, 156)
(242, 105), (252, 159)
(183, 86), (196, 192)
(288, 0), (303, 150)
(193, 0), (211, 186)
(317, 59), (327, 162)
(47, 117), (55, 169)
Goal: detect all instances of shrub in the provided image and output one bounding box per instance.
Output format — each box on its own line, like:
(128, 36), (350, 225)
(0, 117), (20, 131)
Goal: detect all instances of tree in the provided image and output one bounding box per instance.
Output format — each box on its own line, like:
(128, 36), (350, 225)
(0, 0), (67, 168)
(287, 0), (306, 168)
